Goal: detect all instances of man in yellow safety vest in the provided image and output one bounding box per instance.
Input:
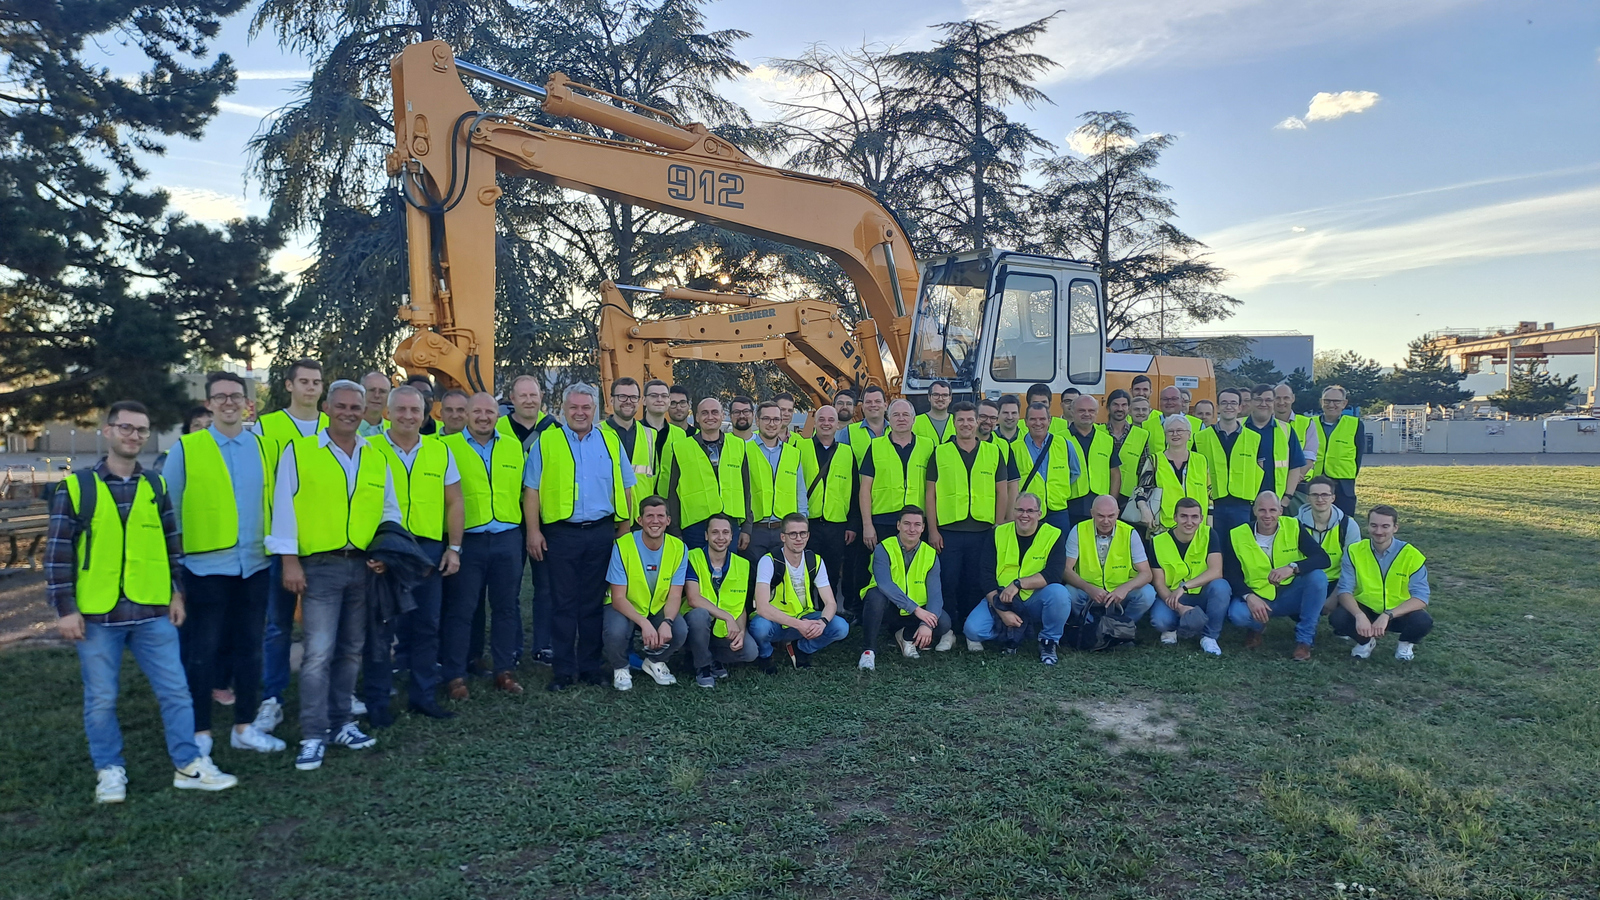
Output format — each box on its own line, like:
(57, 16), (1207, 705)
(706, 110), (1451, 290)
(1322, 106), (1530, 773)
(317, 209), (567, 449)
(1331, 505), (1433, 661)
(683, 513), (759, 687)
(749, 513), (850, 669)
(1063, 495), (1157, 636)
(1222, 491), (1330, 661)
(961, 492), (1071, 664)
(1311, 385), (1365, 516)
(1148, 497), (1228, 656)
(604, 496), (688, 691)
(925, 401), (1016, 642)
(858, 505), (948, 668)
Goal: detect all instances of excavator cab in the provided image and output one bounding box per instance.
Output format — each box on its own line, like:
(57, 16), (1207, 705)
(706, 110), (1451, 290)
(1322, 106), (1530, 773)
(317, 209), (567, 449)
(903, 250), (1106, 401)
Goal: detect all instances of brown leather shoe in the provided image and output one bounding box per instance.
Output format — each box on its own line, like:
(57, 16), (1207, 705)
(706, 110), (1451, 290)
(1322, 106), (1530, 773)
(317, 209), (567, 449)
(446, 678), (469, 701)
(494, 671), (524, 694)
(1293, 642), (1313, 662)
(1243, 630), (1263, 650)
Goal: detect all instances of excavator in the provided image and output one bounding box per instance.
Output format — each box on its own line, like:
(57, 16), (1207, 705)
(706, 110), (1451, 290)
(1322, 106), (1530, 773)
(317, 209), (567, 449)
(386, 41), (1213, 410)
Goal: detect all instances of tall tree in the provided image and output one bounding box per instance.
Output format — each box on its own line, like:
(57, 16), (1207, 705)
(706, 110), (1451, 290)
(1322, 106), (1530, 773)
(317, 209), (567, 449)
(1314, 350), (1386, 412)
(888, 17), (1058, 253)
(0, 0), (287, 428)
(1027, 112), (1236, 342)
(1385, 337), (1472, 408)
(1488, 361), (1578, 417)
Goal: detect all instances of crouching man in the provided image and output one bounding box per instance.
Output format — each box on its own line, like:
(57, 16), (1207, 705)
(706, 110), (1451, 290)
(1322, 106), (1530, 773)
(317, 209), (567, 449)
(684, 514), (759, 687)
(1331, 505), (1433, 661)
(1224, 491), (1329, 661)
(1149, 498), (1230, 656)
(603, 497), (688, 690)
(859, 505), (950, 668)
(749, 513), (850, 670)
(1063, 495), (1157, 640)
(961, 492), (1070, 664)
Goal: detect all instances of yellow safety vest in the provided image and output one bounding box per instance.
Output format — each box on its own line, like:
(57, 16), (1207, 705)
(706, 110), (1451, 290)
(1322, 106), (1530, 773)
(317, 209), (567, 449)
(175, 430), (271, 554)
(747, 439), (803, 520)
(1312, 415), (1359, 479)
(1011, 433), (1075, 514)
(368, 433), (450, 541)
(496, 411), (549, 446)
(993, 521), (1062, 600)
(1228, 521), (1308, 601)
(1195, 422), (1288, 501)
(533, 426), (628, 524)
(1071, 520), (1139, 590)
(442, 432), (525, 528)
(1143, 412), (1201, 453)
(932, 440), (1001, 526)
(1065, 425), (1114, 498)
(1153, 451), (1211, 529)
(1114, 425), (1149, 499)
(612, 533), (686, 616)
(1305, 515), (1350, 581)
(671, 435), (747, 527)
(601, 419), (657, 520)
(256, 410), (327, 463)
(1151, 526), (1213, 595)
(866, 435), (933, 516)
(846, 421), (886, 465)
(799, 438), (855, 523)
(1347, 540), (1426, 613)
(862, 540), (938, 610)
(913, 412), (957, 444)
(1286, 415), (1312, 455)
(288, 436), (389, 554)
(66, 473), (170, 614)
(766, 551), (822, 617)
(688, 548), (749, 637)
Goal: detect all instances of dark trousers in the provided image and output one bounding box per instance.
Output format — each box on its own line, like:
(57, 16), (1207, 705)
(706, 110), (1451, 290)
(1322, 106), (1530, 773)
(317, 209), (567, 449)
(468, 595), (488, 671)
(861, 587), (950, 652)
(743, 524), (784, 566)
(441, 529), (523, 679)
(527, 552), (553, 656)
(680, 520), (711, 554)
(405, 545), (446, 705)
(937, 529), (995, 635)
(180, 569), (269, 731)
(261, 555), (296, 702)
(365, 538), (440, 712)
(1212, 499), (1252, 539)
(808, 520), (849, 615)
(1330, 603), (1434, 643)
(1332, 478), (1358, 517)
(844, 537), (871, 619)
(1042, 509), (1074, 533)
(546, 521), (617, 679)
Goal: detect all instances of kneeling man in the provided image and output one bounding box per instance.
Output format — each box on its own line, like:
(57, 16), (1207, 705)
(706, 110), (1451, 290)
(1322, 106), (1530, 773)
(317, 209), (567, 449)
(749, 513), (850, 670)
(604, 496), (688, 690)
(962, 492), (1070, 664)
(860, 505), (950, 667)
(1330, 505), (1433, 661)
(684, 513), (759, 686)
(1149, 498), (1229, 656)
(1063, 495), (1157, 637)
(1224, 491), (1329, 660)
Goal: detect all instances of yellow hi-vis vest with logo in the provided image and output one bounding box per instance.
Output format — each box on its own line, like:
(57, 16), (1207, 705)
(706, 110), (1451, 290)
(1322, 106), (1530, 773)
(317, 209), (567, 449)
(1011, 433), (1075, 515)
(256, 409), (327, 463)
(1153, 451), (1211, 530)
(1312, 415), (1359, 479)
(368, 433), (449, 541)
(1072, 520), (1139, 590)
(1308, 515), (1350, 582)
(932, 440), (1000, 526)
(767, 550), (823, 617)
(443, 432), (525, 528)
(288, 436), (389, 554)
(1115, 425), (1149, 499)
(1152, 525), (1213, 595)
(747, 439), (803, 520)
(496, 411), (549, 446)
(993, 521), (1061, 600)
(534, 426), (628, 524)
(1287, 415), (1312, 455)
(611, 532), (685, 616)
(1065, 424), (1114, 498)
(1347, 539), (1426, 613)
(846, 421), (885, 465)
(800, 438), (855, 523)
(688, 548), (749, 637)
(913, 412), (956, 445)
(601, 419), (657, 520)
(672, 435), (747, 527)
(867, 435), (933, 516)
(66, 473), (170, 615)
(862, 540), (938, 611)
(176, 429), (271, 554)
(1196, 422), (1288, 502)
(1228, 520), (1307, 601)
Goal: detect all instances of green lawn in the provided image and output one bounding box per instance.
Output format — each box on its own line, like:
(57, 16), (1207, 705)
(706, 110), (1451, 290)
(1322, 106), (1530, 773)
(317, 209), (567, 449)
(3, 466), (1598, 900)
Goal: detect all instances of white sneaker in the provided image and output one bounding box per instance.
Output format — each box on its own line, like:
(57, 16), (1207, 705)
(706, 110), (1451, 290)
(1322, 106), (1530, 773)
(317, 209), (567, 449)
(1160, 631), (1178, 645)
(194, 732), (213, 759)
(896, 630), (921, 659)
(95, 765), (127, 804)
(349, 695), (368, 717)
(966, 639), (984, 652)
(640, 659), (677, 686)
(174, 756), (238, 792)
(1395, 641), (1416, 661)
(858, 650), (876, 671)
(1351, 639), (1376, 659)
(935, 631), (956, 652)
(230, 725), (286, 753)
(613, 668), (633, 691)
(1200, 637), (1222, 656)
(252, 697), (283, 734)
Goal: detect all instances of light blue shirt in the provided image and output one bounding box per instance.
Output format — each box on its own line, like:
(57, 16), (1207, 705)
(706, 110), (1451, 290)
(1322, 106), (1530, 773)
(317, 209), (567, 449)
(1336, 538), (1431, 605)
(748, 437), (809, 520)
(523, 424), (638, 524)
(606, 532), (688, 593)
(1020, 431), (1081, 483)
(164, 425), (271, 578)
(461, 431), (521, 534)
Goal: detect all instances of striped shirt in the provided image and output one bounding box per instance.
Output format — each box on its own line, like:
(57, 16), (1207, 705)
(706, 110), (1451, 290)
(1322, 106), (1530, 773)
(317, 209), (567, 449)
(45, 460), (184, 623)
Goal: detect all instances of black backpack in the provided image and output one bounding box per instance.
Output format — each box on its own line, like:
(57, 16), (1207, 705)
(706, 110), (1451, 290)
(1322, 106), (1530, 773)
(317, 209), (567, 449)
(1061, 600), (1138, 652)
(46, 469), (168, 560)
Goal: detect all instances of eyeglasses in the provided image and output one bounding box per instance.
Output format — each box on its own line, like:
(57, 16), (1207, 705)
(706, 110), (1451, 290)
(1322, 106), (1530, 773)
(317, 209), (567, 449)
(1309, 492), (1335, 499)
(208, 392), (246, 403)
(1016, 508), (1040, 516)
(611, 392), (639, 401)
(110, 423), (151, 438)
(645, 392), (669, 400)
(783, 530), (809, 539)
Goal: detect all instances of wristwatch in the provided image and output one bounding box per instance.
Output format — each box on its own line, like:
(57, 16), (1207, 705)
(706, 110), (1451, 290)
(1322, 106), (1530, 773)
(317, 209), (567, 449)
(448, 544), (462, 553)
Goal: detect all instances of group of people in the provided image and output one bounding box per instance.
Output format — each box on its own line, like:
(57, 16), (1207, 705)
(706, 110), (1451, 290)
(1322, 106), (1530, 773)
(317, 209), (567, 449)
(48, 364), (1433, 805)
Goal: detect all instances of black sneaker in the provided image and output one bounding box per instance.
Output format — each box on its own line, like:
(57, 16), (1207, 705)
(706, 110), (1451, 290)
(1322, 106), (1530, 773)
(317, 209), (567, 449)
(795, 649), (813, 669)
(1039, 638), (1059, 666)
(1002, 640), (1020, 655)
(545, 676), (575, 693)
(695, 666), (716, 688)
(710, 662), (729, 679)
(531, 649), (554, 667)
(761, 656), (779, 675)
(578, 671), (607, 686)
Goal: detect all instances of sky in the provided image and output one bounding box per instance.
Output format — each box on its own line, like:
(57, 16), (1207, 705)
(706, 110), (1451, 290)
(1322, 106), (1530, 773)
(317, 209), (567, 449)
(140, 0), (1600, 388)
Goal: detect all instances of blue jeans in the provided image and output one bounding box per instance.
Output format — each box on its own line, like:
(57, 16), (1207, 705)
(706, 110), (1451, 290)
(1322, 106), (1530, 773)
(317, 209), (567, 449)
(1227, 569), (1328, 645)
(1149, 580), (1231, 640)
(963, 583), (1071, 643)
(404, 542), (445, 707)
(298, 554), (368, 739)
(749, 611), (850, 656)
(1065, 584), (1157, 626)
(261, 555), (297, 702)
(77, 618), (199, 771)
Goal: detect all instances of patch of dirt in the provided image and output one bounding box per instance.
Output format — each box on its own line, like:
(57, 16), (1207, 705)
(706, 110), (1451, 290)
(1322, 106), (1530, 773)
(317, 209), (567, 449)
(0, 571), (63, 650)
(1060, 698), (1186, 754)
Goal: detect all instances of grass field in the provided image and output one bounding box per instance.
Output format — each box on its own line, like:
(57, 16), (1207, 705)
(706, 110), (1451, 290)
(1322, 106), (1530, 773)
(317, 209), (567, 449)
(3, 466), (1598, 900)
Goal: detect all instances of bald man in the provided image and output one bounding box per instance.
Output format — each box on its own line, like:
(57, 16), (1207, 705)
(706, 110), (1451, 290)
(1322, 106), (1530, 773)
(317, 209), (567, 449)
(858, 399), (934, 551)
(1223, 491), (1330, 661)
(664, 396), (752, 554)
(1063, 495), (1157, 643)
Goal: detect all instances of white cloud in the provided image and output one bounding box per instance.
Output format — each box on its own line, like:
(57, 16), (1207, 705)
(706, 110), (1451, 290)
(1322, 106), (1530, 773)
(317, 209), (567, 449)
(1065, 123), (1137, 155)
(1290, 226), (1306, 232)
(1305, 90), (1381, 121)
(164, 187), (247, 223)
(961, 0), (1478, 82)
(235, 69), (311, 81)
(270, 248), (316, 279)
(1275, 116), (1307, 130)
(218, 100), (277, 120)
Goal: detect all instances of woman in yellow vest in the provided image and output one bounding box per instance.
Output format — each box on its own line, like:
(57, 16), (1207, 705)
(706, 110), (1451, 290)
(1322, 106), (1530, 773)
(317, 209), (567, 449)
(858, 506), (948, 668)
(682, 513), (760, 687)
(602, 497), (688, 691)
(1329, 505), (1433, 661)
(1142, 414), (1211, 535)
